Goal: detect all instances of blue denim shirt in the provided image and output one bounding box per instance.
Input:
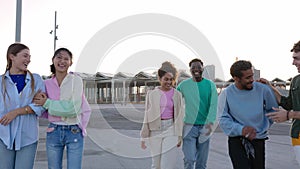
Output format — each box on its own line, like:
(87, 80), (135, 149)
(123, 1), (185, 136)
(0, 71), (45, 150)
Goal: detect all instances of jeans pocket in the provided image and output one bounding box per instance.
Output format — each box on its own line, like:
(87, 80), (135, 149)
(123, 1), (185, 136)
(46, 127), (55, 133)
(69, 126), (83, 144)
(71, 128), (81, 134)
(46, 123), (57, 133)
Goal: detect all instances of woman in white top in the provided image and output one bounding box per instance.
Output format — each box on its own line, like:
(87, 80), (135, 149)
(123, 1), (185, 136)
(33, 48), (91, 169)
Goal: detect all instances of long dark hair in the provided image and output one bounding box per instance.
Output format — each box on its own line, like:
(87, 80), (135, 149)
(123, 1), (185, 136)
(50, 48), (73, 75)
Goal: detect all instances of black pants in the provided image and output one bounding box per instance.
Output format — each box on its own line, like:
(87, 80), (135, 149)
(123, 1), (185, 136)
(228, 136), (265, 169)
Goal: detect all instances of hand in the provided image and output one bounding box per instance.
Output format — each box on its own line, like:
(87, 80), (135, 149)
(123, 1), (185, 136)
(33, 92), (47, 106)
(205, 123), (213, 136)
(33, 90), (42, 99)
(0, 110), (18, 126)
(242, 126), (256, 141)
(266, 107), (288, 123)
(256, 78), (271, 85)
(141, 141), (147, 149)
(177, 136), (182, 147)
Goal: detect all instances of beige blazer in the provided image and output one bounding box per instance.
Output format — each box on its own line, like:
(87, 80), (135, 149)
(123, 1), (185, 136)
(140, 88), (184, 139)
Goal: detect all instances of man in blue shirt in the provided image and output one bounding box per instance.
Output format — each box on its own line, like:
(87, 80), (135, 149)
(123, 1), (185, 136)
(218, 60), (278, 169)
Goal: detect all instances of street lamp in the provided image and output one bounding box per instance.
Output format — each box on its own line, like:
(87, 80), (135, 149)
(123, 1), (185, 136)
(50, 11), (58, 52)
(15, 0), (22, 42)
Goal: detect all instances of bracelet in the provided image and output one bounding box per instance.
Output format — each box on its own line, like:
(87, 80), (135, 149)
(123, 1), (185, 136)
(286, 110), (290, 120)
(25, 107), (29, 114)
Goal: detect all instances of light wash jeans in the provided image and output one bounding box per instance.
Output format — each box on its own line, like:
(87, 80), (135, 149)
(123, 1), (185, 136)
(0, 139), (37, 169)
(46, 123), (84, 169)
(149, 119), (179, 169)
(182, 124), (210, 169)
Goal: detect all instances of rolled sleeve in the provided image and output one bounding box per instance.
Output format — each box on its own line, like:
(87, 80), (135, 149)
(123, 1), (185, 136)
(30, 74), (46, 116)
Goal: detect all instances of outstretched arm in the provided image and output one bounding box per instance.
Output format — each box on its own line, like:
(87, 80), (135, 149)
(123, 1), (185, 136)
(267, 108), (300, 122)
(257, 78), (281, 103)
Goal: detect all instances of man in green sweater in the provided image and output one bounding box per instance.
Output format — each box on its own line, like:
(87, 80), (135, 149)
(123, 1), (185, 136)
(264, 40), (300, 166)
(177, 58), (218, 169)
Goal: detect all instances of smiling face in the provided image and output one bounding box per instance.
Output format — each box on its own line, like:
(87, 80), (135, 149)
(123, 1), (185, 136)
(190, 61), (204, 82)
(159, 72), (174, 91)
(234, 68), (254, 90)
(52, 50), (72, 74)
(9, 49), (31, 74)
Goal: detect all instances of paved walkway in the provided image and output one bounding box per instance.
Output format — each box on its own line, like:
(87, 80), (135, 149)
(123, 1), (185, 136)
(34, 104), (300, 169)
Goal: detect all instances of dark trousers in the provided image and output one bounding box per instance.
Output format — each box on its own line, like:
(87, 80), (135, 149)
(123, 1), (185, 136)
(228, 137), (265, 169)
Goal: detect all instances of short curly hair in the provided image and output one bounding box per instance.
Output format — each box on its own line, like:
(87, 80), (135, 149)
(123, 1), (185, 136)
(158, 61), (178, 81)
(189, 58), (203, 67)
(230, 60), (252, 78)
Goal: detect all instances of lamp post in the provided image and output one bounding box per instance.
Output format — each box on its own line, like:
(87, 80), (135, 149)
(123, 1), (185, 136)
(50, 11), (58, 52)
(15, 0), (22, 42)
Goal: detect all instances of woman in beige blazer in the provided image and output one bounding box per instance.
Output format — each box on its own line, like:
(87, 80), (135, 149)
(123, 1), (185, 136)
(140, 61), (184, 169)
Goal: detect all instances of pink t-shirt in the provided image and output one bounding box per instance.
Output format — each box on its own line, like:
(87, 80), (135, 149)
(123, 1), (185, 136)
(160, 88), (174, 119)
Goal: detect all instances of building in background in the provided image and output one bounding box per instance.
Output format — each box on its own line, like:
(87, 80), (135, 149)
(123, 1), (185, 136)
(203, 65), (215, 80)
(253, 67), (260, 81)
(41, 66), (287, 104)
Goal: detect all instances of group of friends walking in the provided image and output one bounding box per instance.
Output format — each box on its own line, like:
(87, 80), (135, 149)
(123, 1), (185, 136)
(140, 40), (300, 169)
(0, 40), (300, 169)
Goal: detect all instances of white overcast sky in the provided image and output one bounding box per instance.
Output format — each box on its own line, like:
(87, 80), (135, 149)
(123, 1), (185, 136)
(1, 0), (300, 80)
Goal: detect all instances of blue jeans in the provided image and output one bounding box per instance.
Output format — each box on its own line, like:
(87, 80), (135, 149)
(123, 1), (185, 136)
(182, 124), (210, 169)
(0, 139), (37, 169)
(46, 123), (84, 169)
